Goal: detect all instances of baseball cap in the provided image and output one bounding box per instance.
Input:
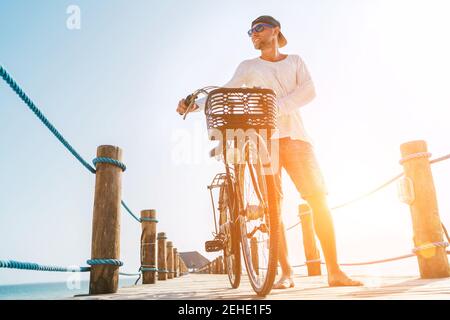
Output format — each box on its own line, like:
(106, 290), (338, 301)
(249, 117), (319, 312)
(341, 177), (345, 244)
(251, 15), (287, 48)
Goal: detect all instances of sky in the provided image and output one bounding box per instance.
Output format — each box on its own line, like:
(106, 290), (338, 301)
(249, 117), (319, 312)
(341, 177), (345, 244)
(1, 0), (450, 286)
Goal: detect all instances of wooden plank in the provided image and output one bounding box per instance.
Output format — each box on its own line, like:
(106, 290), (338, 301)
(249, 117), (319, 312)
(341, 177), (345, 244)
(73, 273), (450, 300)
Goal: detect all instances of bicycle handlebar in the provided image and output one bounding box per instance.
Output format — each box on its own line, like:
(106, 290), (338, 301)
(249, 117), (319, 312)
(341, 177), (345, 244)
(180, 86), (219, 120)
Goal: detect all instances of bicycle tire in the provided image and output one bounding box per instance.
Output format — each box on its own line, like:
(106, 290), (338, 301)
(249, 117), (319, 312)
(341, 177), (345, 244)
(219, 181), (241, 289)
(235, 142), (280, 297)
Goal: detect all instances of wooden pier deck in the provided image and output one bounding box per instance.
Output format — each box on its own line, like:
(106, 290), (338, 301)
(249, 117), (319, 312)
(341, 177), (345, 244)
(71, 273), (450, 300)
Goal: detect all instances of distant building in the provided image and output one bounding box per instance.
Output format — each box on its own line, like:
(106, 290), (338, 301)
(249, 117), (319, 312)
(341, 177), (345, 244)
(179, 251), (210, 272)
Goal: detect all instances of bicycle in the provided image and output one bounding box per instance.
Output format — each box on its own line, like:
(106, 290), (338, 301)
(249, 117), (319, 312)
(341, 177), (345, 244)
(180, 86), (281, 296)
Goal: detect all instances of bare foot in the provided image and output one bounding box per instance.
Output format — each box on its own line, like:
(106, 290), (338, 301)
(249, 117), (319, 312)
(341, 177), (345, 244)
(328, 270), (363, 287)
(273, 276), (295, 289)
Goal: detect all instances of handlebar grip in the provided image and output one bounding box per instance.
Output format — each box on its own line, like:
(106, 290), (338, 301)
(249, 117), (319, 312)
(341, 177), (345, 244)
(184, 94), (194, 107)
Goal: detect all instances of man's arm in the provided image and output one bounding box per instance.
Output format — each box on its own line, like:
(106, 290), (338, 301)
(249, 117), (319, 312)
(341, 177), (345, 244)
(277, 56), (316, 115)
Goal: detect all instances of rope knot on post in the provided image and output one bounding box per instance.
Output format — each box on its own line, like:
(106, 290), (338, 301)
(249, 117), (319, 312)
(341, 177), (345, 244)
(93, 157), (127, 172)
(412, 242), (449, 254)
(87, 259), (123, 267)
(140, 217), (159, 223)
(140, 266), (158, 272)
(399, 152), (432, 165)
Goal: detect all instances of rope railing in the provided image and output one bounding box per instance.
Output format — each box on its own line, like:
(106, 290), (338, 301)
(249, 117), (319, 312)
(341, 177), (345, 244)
(284, 150), (450, 274)
(292, 245), (450, 268)
(0, 259), (149, 277)
(0, 260), (91, 272)
(0, 64), (161, 292)
(285, 152), (450, 232)
(0, 64), (139, 224)
(195, 256), (225, 274)
(430, 153), (450, 165)
(330, 172), (404, 211)
(283, 172), (404, 232)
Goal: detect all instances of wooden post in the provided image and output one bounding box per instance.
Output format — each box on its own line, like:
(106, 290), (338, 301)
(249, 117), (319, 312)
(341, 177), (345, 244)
(173, 248), (179, 278)
(140, 209), (157, 284)
(178, 254), (183, 277)
(251, 237), (259, 275)
(178, 256), (183, 275)
(180, 258), (187, 275)
(183, 258), (187, 274)
(215, 258), (219, 274)
(400, 140), (450, 278)
(221, 256), (226, 274)
(299, 204), (322, 276)
(218, 256), (224, 274)
(89, 145), (123, 294)
(223, 255), (228, 274)
(157, 232), (168, 280)
(167, 241), (174, 279)
(222, 256), (226, 274)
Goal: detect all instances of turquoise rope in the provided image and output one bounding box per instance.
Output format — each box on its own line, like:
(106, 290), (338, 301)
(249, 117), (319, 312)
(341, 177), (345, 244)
(86, 259), (123, 267)
(0, 65), (96, 174)
(0, 259), (147, 276)
(140, 217), (159, 223)
(0, 260), (174, 277)
(141, 267), (158, 272)
(119, 272), (141, 276)
(1, 65), (140, 224)
(93, 157), (126, 172)
(0, 260), (90, 272)
(121, 200), (141, 223)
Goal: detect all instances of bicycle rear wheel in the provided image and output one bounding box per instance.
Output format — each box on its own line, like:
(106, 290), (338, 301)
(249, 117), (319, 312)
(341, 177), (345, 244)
(236, 141), (280, 297)
(219, 181), (241, 288)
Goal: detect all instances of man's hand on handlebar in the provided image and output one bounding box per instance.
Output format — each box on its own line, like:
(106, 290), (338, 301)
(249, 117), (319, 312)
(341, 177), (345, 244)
(176, 86), (219, 119)
(176, 98), (198, 116)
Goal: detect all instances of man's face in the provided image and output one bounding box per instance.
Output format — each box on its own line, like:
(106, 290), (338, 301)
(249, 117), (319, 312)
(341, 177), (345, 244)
(250, 24), (279, 50)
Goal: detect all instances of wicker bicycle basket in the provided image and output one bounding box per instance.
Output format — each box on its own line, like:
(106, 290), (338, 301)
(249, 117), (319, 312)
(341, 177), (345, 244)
(205, 88), (277, 130)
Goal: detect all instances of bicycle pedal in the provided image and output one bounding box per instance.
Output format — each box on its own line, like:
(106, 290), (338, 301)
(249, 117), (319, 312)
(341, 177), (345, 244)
(205, 240), (224, 252)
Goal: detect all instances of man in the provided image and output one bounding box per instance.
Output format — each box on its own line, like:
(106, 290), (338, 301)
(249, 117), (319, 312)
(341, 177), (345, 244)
(176, 15), (362, 288)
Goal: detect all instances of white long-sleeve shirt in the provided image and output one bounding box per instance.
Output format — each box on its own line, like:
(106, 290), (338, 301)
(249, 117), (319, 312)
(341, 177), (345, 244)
(195, 54), (316, 145)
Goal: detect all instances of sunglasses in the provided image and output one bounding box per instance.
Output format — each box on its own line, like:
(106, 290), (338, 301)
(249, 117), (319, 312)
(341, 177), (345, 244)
(247, 23), (274, 37)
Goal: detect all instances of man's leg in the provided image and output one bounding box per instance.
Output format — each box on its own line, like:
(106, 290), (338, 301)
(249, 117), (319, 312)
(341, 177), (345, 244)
(281, 139), (362, 287)
(271, 140), (294, 289)
(273, 215), (295, 289)
(278, 219), (293, 276)
(305, 194), (362, 286)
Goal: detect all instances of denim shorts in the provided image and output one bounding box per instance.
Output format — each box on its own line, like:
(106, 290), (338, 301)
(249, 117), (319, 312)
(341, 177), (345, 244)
(273, 137), (328, 200)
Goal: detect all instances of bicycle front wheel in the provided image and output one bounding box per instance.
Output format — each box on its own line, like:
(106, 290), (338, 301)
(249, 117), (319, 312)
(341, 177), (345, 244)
(236, 143), (280, 297)
(219, 181), (241, 288)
